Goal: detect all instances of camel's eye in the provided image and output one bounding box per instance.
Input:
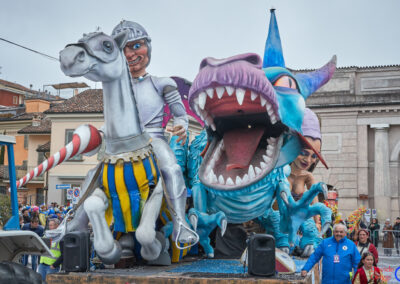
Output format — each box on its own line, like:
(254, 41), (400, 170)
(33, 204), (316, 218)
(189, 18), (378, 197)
(102, 41), (114, 53)
(274, 76), (297, 90)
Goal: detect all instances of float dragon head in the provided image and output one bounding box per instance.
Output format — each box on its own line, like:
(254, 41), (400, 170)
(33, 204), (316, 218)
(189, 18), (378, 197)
(188, 9), (335, 191)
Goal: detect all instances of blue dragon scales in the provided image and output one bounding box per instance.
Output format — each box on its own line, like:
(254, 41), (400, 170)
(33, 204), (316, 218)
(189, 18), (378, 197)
(171, 10), (335, 258)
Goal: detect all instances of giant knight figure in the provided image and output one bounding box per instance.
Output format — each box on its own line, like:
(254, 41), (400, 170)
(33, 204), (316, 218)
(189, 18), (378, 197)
(111, 20), (198, 248)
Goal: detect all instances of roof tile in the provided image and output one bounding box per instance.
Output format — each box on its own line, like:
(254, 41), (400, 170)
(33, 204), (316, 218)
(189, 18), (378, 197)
(45, 89), (103, 113)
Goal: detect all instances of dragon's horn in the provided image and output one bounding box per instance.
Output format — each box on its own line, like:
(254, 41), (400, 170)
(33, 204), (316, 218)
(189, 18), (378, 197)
(263, 8), (285, 68)
(16, 124), (101, 189)
(295, 55), (337, 99)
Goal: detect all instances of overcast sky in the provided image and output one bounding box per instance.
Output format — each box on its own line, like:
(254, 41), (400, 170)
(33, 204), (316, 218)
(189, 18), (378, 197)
(1, 0), (400, 98)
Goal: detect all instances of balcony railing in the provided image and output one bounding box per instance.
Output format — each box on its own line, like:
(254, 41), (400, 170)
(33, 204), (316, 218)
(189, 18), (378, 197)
(0, 165), (44, 181)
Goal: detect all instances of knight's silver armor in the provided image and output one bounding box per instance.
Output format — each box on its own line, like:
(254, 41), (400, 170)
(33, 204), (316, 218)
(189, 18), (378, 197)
(134, 74), (190, 235)
(111, 20), (193, 241)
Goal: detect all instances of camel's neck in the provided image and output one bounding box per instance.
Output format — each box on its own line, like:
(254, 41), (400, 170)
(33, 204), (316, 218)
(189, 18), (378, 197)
(102, 60), (144, 155)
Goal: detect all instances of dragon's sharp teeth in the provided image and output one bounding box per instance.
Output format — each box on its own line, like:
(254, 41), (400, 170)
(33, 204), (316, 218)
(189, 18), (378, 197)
(194, 104), (200, 116)
(267, 138), (276, 145)
(267, 145), (274, 151)
(260, 96), (267, 107)
(199, 92), (207, 110)
(207, 170), (213, 183)
(205, 88), (214, 99)
(226, 177), (234, 186)
(267, 108), (274, 117)
(260, 161), (267, 169)
(263, 155), (271, 163)
(235, 176), (242, 186)
(271, 114), (277, 124)
(248, 165), (256, 179)
(206, 116), (213, 127)
(236, 88), (245, 105)
(266, 103), (272, 111)
(216, 87), (225, 99)
(267, 148), (274, 157)
(255, 167), (262, 175)
(206, 88), (214, 99)
(218, 175), (225, 185)
(242, 174), (249, 183)
(212, 172), (218, 183)
(250, 91), (258, 101)
(226, 86), (234, 96)
(211, 123), (216, 131)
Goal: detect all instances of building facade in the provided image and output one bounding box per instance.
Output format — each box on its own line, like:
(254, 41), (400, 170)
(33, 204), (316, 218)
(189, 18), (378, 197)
(307, 65), (400, 222)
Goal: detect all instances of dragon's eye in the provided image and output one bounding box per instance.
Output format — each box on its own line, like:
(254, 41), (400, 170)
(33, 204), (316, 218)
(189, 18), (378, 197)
(274, 76), (297, 90)
(102, 41), (114, 53)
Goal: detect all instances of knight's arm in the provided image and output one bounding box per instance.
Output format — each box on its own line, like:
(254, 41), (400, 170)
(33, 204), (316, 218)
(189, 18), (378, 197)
(162, 79), (189, 131)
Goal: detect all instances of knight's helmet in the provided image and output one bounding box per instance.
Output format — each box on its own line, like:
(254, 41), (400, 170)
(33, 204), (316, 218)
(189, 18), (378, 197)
(112, 20), (152, 65)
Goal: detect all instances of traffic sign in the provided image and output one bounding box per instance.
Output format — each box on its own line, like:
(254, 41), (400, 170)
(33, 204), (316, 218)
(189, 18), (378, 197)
(73, 187), (80, 198)
(67, 188), (74, 200)
(56, 184), (71, 190)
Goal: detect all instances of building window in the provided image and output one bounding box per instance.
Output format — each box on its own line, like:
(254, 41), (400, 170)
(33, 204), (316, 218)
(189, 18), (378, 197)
(24, 135), (28, 149)
(13, 96), (18, 105)
(65, 129), (82, 161)
(37, 152), (46, 165)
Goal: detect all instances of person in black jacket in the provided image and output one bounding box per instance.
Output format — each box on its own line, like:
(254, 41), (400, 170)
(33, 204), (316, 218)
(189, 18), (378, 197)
(368, 218), (380, 248)
(22, 217), (44, 271)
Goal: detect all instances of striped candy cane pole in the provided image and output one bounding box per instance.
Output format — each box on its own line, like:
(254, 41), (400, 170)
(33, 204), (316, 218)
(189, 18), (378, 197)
(16, 124), (102, 189)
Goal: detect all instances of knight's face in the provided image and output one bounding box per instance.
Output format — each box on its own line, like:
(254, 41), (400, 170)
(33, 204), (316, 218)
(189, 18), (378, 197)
(293, 137), (320, 171)
(123, 39), (149, 78)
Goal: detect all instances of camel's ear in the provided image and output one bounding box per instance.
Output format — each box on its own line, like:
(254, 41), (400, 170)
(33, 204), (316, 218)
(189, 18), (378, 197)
(113, 30), (129, 50)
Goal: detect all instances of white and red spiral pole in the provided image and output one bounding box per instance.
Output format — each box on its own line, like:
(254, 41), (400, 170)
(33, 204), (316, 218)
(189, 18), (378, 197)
(16, 124), (102, 189)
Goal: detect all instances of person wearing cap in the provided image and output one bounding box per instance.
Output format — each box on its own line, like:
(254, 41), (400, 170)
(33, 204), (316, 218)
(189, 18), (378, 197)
(111, 21), (197, 244)
(354, 229), (378, 263)
(393, 217), (400, 255)
(289, 109), (323, 195)
(288, 108), (325, 229)
(382, 219), (394, 256)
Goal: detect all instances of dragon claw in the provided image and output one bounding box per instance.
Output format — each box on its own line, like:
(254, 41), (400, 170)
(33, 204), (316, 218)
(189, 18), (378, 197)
(301, 245), (314, 258)
(319, 222), (331, 238)
(321, 183), (328, 200)
(220, 218), (227, 236)
(280, 247), (290, 254)
(189, 213), (198, 231)
(280, 191), (289, 206)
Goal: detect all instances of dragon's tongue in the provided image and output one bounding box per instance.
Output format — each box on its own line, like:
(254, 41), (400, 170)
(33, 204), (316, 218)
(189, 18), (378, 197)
(224, 127), (264, 171)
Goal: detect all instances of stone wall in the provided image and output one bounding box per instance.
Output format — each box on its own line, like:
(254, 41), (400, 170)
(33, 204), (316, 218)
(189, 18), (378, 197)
(301, 65), (400, 221)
